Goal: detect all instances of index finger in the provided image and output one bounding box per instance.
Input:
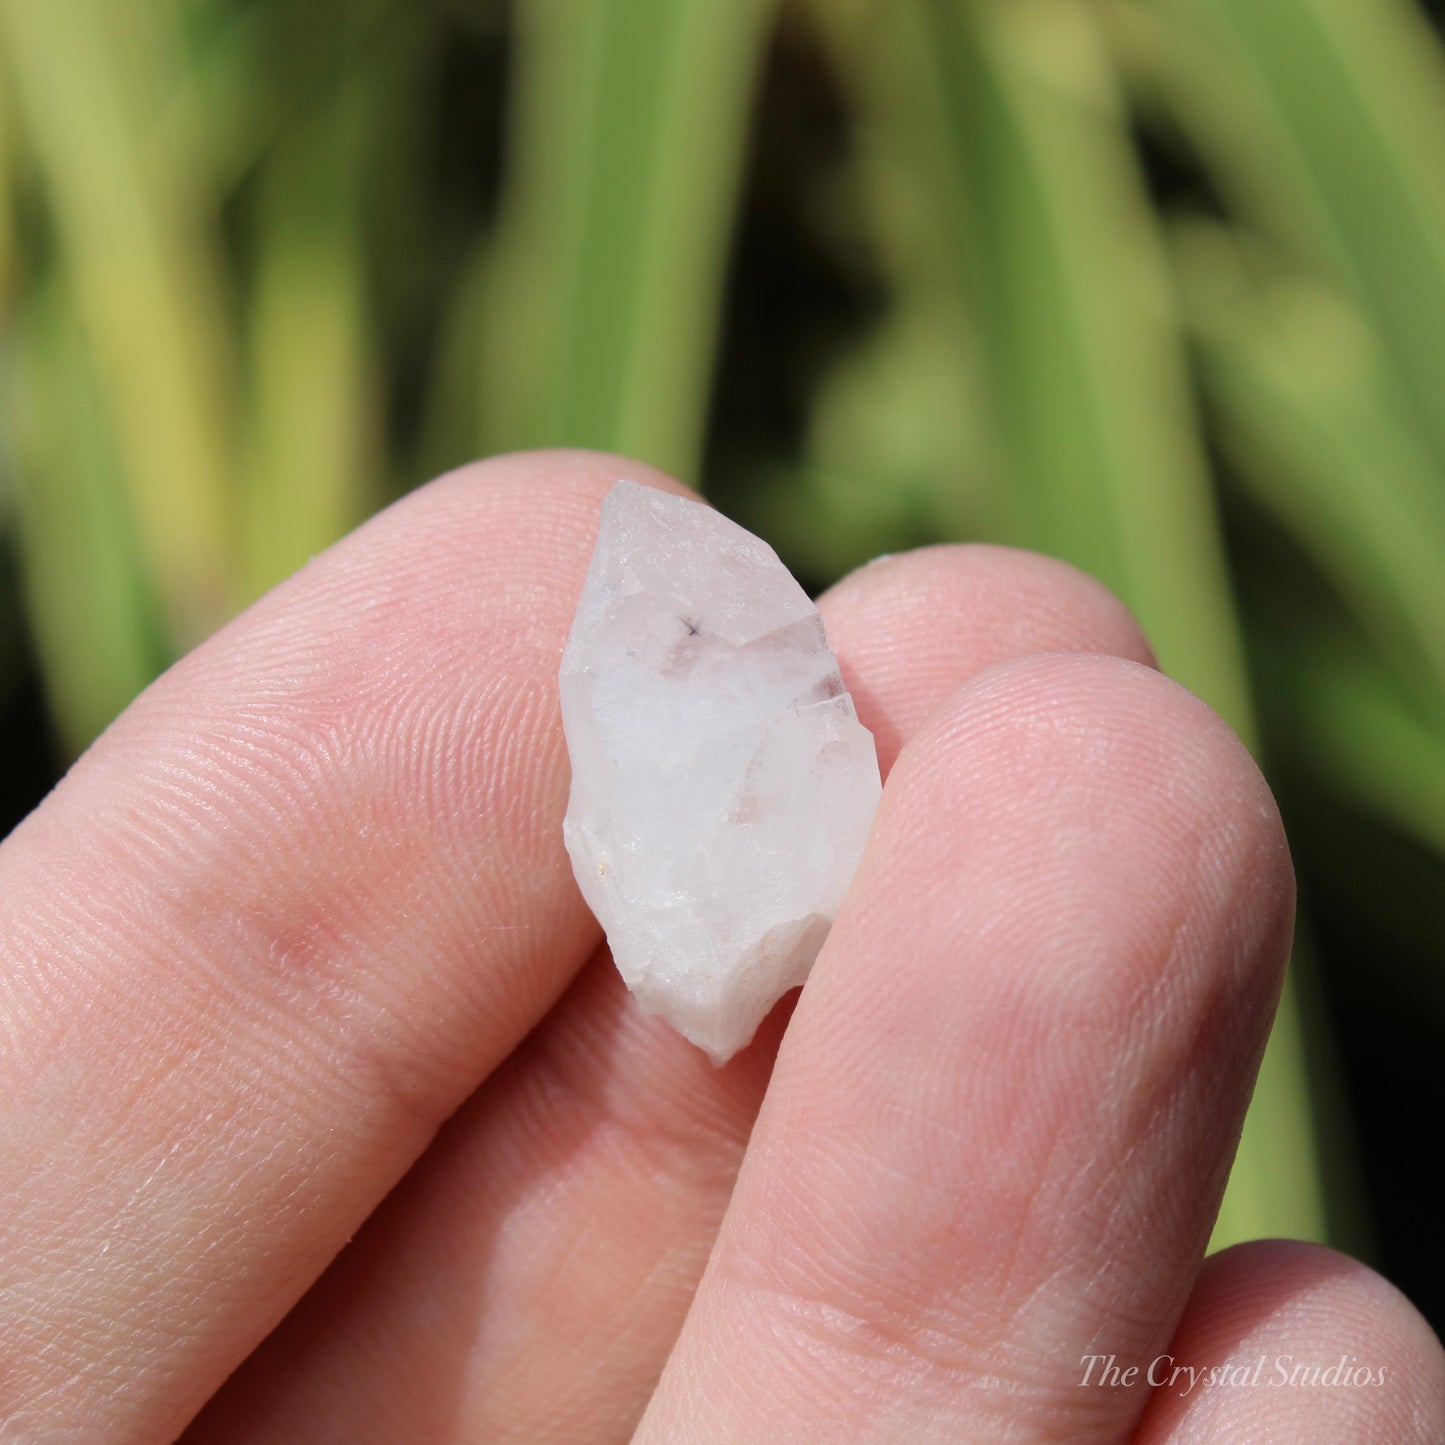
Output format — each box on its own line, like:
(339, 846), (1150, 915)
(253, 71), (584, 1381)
(0, 451), (682, 1441)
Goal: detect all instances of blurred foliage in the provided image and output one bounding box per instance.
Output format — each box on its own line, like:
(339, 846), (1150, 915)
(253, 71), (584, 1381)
(4, 0), (1445, 1297)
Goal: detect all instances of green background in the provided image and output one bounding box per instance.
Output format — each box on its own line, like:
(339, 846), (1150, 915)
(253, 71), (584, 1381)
(2, 0), (1443, 1334)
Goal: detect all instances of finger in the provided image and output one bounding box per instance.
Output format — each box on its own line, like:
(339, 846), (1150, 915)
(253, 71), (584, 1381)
(636, 652), (1296, 1444)
(821, 543), (1157, 774)
(0, 451), (694, 1441)
(185, 547), (1155, 1442)
(1134, 1240), (1445, 1443)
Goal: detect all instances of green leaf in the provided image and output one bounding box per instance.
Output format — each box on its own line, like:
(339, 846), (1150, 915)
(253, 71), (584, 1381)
(1263, 625), (1445, 866)
(916, 0), (1254, 730)
(154, 0), (406, 197)
(1177, 219), (1445, 718)
(237, 60), (378, 602)
(478, 0), (776, 482)
(0, 0), (235, 647)
(1183, 0), (1445, 475)
(3, 277), (165, 754)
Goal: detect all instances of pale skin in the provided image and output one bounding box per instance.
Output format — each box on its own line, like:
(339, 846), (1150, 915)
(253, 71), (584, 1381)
(2, 452), (1441, 1443)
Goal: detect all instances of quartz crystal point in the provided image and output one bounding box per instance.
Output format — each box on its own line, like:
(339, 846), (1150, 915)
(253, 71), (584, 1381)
(560, 481), (882, 1063)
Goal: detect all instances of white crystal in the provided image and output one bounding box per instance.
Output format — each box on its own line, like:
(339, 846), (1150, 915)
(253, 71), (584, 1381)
(560, 481), (882, 1063)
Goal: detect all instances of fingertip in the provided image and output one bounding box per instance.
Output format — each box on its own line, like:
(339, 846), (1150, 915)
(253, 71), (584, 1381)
(855, 652), (1293, 1029)
(1137, 1240), (1445, 1444)
(819, 544), (1156, 775)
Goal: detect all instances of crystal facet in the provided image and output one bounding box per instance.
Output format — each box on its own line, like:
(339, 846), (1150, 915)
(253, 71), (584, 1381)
(560, 481), (882, 1063)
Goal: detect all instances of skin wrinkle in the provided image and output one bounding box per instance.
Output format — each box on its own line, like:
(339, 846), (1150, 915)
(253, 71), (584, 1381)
(27, 726), (370, 1042)
(722, 1269), (1099, 1445)
(1086, 956), (1244, 1269)
(724, 999), (1060, 1392)
(507, 1013), (734, 1201)
(516, 1005), (744, 1185)
(272, 671), (545, 1083)
(734, 1272), (977, 1394)
(208, 927), (769, 1433)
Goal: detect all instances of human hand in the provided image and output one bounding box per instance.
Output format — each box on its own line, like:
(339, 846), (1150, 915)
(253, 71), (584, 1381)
(3, 453), (1441, 1442)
